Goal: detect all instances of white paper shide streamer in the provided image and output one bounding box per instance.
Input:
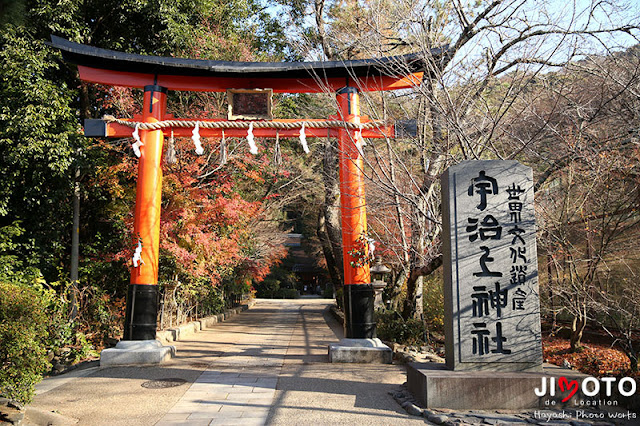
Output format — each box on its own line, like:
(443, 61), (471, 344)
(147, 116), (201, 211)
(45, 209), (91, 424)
(247, 122), (258, 154)
(274, 132), (282, 166)
(219, 131), (227, 166)
(355, 125), (365, 156)
(192, 122), (204, 155)
(131, 124), (143, 158)
(166, 129), (177, 164)
(299, 123), (310, 154)
(132, 240), (144, 268)
(367, 237), (376, 261)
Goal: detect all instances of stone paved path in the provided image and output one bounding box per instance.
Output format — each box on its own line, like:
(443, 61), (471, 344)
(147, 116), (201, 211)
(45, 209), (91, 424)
(154, 298), (420, 425)
(155, 299), (299, 425)
(30, 298), (420, 425)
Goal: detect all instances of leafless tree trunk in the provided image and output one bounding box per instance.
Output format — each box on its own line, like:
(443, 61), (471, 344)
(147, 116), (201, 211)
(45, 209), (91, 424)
(321, 136), (344, 287)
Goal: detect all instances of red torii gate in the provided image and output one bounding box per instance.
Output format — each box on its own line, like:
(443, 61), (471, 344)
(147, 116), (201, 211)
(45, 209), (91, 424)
(52, 36), (440, 343)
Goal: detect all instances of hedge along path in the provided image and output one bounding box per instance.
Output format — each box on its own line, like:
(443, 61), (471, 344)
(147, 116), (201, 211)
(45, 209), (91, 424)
(103, 115), (385, 131)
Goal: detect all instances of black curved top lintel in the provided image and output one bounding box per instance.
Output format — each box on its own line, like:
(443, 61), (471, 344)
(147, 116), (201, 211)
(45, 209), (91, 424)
(50, 35), (447, 80)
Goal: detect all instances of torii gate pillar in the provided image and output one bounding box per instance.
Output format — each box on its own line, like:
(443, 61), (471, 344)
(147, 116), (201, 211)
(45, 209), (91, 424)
(330, 87), (391, 362)
(336, 87), (375, 339)
(123, 85), (167, 340)
(101, 85), (175, 366)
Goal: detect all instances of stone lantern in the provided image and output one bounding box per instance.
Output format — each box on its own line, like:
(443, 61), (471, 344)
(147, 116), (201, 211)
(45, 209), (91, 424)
(370, 256), (391, 308)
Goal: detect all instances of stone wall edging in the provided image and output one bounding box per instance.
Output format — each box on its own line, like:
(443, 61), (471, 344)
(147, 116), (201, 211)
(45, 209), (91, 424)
(156, 299), (256, 344)
(329, 304), (344, 325)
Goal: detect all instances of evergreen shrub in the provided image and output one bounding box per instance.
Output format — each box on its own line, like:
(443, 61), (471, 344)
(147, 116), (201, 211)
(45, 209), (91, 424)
(0, 282), (50, 404)
(375, 309), (426, 345)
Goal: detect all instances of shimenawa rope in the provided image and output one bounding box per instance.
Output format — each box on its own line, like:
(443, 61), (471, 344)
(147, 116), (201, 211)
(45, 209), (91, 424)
(103, 115), (384, 131)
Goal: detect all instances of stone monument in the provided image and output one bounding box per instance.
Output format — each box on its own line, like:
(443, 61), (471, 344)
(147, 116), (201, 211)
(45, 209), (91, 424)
(407, 161), (587, 409)
(441, 160), (542, 371)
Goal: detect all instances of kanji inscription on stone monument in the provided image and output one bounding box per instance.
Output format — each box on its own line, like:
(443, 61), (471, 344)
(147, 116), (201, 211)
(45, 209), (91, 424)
(441, 160), (542, 371)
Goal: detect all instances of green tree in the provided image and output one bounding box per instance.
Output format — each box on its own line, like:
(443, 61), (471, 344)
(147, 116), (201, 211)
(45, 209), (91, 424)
(0, 27), (78, 280)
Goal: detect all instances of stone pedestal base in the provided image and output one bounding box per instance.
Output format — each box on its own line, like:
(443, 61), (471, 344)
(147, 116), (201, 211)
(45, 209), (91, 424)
(100, 340), (175, 367)
(328, 338), (392, 364)
(407, 362), (586, 410)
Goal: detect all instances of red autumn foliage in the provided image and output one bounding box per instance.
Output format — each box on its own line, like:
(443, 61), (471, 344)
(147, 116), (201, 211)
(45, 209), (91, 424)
(89, 26), (291, 288)
(96, 131), (286, 286)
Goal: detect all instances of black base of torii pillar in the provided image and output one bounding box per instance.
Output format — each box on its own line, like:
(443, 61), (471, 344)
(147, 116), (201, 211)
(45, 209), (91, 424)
(123, 284), (159, 340)
(343, 284), (376, 338)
